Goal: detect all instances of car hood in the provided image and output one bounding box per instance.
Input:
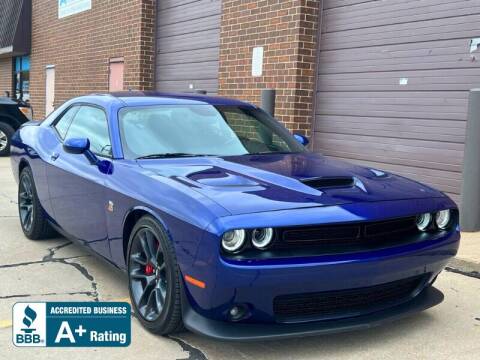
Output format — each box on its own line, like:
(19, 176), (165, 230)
(138, 152), (444, 215)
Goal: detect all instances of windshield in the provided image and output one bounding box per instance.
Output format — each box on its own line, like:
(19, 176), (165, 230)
(119, 105), (305, 159)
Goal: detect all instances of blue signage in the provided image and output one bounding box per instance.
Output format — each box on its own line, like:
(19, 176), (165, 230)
(58, 0), (92, 19)
(13, 302), (131, 347)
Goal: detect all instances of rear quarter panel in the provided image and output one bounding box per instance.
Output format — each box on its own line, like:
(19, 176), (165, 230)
(10, 124), (55, 219)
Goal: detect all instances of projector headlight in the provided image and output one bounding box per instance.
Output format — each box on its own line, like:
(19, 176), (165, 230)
(435, 210), (451, 230)
(416, 213), (432, 232)
(252, 228), (274, 249)
(222, 229), (246, 253)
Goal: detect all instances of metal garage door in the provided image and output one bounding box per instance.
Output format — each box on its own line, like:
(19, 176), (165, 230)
(314, 0), (480, 203)
(155, 0), (221, 94)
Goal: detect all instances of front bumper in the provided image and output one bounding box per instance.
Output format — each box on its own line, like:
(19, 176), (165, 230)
(180, 198), (459, 340)
(182, 285), (444, 341)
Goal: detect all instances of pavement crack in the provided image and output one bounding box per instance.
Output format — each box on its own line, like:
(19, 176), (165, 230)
(42, 241), (73, 262)
(168, 336), (208, 360)
(0, 255), (88, 269)
(0, 240), (99, 301)
(0, 290), (97, 300)
(445, 267), (480, 280)
(40, 241), (99, 301)
(57, 258), (99, 301)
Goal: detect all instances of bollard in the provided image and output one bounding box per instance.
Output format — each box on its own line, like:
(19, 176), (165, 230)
(461, 89), (480, 231)
(261, 89), (276, 117)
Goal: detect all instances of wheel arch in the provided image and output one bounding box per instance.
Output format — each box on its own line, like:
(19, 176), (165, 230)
(0, 113), (22, 129)
(19, 158), (30, 174)
(122, 206), (172, 262)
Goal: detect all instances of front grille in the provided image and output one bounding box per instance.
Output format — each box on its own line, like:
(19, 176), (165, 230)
(273, 275), (425, 321)
(277, 216), (418, 253)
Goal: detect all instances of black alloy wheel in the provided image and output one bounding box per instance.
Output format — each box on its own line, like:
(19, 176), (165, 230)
(18, 167), (56, 240)
(19, 172), (34, 233)
(127, 215), (183, 335)
(129, 227), (168, 321)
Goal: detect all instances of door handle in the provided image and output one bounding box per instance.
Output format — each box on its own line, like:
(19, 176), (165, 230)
(51, 152), (59, 161)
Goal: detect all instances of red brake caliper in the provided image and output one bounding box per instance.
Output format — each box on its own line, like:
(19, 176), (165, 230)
(144, 240), (159, 276)
(145, 263), (154, 275)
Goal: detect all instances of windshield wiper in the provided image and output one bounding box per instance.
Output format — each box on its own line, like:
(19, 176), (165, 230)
(136, 153), (213, 160)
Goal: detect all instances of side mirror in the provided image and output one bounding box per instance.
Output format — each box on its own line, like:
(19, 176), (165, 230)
(63, 138), (90, 154)
(293, 133), (309, 146)
(63, 137), (113, 175)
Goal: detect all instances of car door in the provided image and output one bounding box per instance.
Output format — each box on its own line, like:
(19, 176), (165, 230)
(47, 105), (112, 259)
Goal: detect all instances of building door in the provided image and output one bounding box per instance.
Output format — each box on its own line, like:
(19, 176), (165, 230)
(313, 0), (480, 204)
(109, 59), (124, 92)
(45, 66), (55, 116)
(155, 0), (221, 94)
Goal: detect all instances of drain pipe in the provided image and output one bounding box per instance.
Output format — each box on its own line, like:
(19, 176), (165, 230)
(261, 89), (276, 117)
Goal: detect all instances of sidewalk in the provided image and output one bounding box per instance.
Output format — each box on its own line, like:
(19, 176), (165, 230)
(447, 232), (480, 277)
(457, 232), (480, 264)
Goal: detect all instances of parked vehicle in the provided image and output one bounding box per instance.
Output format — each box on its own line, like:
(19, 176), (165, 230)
(10, 92), (459, 340)
(0, 96), (32, 156)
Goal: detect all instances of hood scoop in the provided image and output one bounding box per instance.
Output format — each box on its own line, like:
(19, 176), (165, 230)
(300, 176), (355, 189)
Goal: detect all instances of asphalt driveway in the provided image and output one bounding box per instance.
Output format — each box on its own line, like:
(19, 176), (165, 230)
(0, 157), (479, 359)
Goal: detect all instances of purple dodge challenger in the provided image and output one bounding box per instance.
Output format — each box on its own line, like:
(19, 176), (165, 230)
(10, 92), (459, 340)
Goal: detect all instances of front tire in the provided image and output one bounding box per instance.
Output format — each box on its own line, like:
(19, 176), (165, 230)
(0, 122), (14, 156)
(127, 215), (183, 335)
(18, 167), (56, 240)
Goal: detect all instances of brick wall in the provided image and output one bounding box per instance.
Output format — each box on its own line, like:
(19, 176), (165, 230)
(30, 0), (156, 119)
(218, 0), (320, 136)
(0, 58), (12, 96)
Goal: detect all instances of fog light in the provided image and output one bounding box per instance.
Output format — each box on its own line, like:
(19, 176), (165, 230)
(222, 229), (246, 252)
(229, 305), (248, 321)
(252, 228), (274, 249)
(416, 213), (432, 231)
(230, 307), (240, 317)
(435, 210), (451, 230)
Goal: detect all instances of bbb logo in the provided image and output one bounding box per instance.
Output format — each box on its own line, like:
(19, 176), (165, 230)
(13, 303), (46, 347)
(17, 305), (40, 344)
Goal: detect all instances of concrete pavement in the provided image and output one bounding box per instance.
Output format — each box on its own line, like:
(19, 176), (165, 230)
(457, 232), (480, 265)
(0, 157), (479, 359)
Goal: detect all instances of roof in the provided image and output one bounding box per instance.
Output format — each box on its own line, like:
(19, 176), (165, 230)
(0, 0), (31, 57)
(106, 91), (254, 107)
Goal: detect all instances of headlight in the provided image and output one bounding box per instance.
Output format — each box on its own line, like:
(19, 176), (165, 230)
(435, 210), (451, 230)
(252, 228), (274, 249)
(222, 229), (246, 252)
(416, 213), (432, 231)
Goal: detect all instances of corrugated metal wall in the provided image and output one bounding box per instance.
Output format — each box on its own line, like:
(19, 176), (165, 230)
(155, 0), (221, 94)
(314, 0), (480, 203)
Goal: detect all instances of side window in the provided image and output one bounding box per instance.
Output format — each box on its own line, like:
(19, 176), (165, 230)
(65, 106), (112, 157)
(53, 106), (79, 139)
(221, 108), (291, 152)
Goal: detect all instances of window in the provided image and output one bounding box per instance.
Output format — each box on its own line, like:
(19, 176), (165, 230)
(13, 56), (30, 101)
(65, 106), (112, 157)
(219, 107), (292, 152)
(53, 106), (80, 139)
